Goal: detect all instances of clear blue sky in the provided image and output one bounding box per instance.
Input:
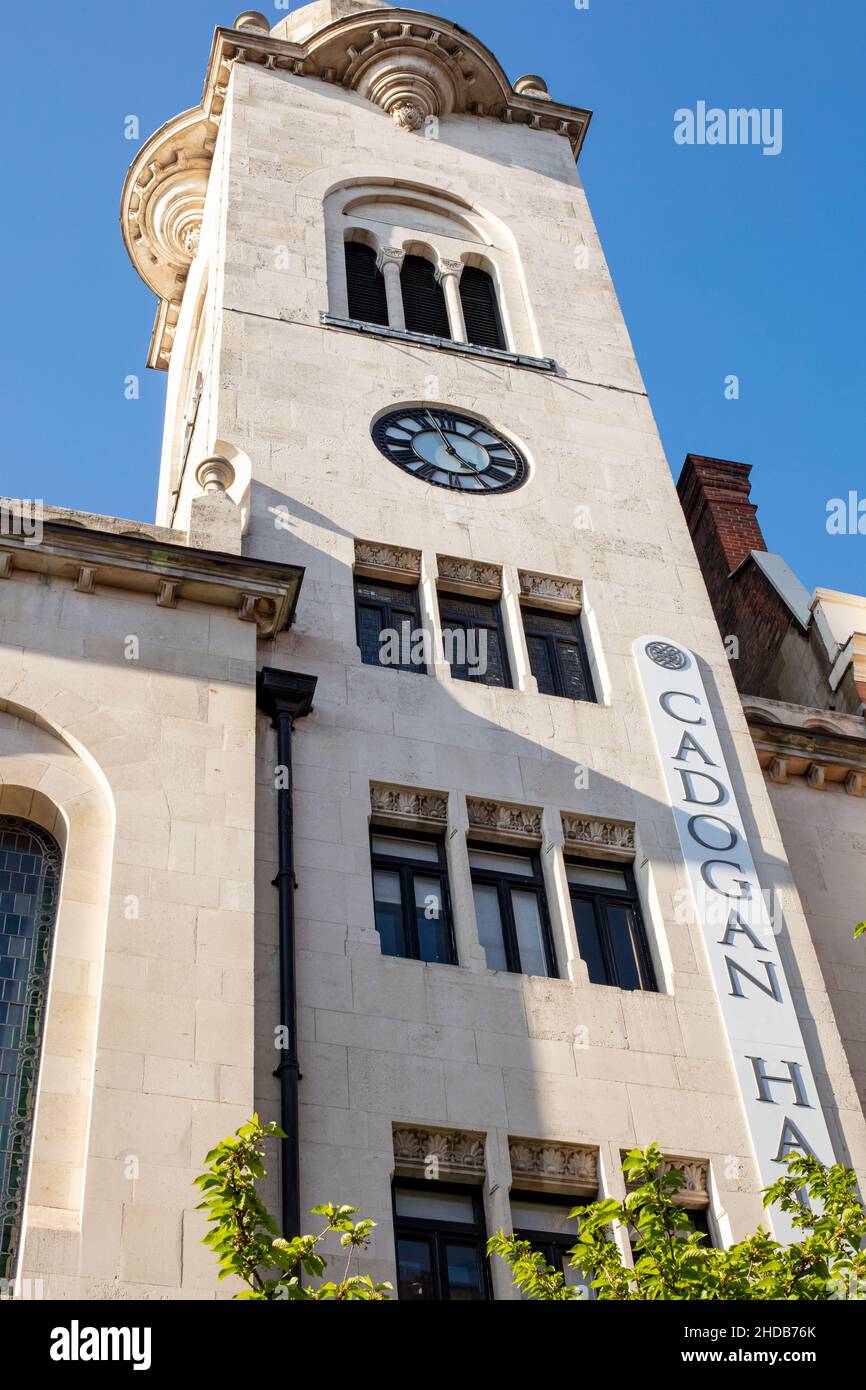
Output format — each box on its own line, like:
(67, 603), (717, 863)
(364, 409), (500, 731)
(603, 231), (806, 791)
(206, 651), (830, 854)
(2, 0), (863, 594)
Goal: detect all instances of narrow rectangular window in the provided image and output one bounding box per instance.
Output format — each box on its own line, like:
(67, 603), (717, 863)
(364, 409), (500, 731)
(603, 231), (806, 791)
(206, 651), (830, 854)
(522, 606), (595, 702)
(566, 860), (657, 991)
(393, 1182), (492, 1301)
(400, 254), (451, 338)
(510, 1192), (595, 1299)
(469, 846), (557, 978)
(370, 831), (455, 965)
(438, 593), (512, 688)
(344, 241), (389, 327)
(459, 265), (507, 351)
(354, 577), (426, 674)
(629, 1201), (714, 1252)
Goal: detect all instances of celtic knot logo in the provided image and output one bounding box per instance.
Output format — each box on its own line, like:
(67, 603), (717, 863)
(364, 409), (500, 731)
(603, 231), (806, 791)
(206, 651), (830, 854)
(645, 641), (689, 671)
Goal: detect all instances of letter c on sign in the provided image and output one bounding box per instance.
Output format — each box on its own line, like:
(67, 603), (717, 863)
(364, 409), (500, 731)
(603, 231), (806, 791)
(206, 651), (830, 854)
(660, 691), (704, 725)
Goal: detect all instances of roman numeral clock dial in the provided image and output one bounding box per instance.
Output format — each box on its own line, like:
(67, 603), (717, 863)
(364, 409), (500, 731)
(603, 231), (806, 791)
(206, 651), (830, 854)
(372, 407), (528, 494)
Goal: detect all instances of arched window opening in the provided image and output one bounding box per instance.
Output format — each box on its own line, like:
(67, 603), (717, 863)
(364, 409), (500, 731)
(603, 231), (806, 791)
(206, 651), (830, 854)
(400, 255), (451, 338)
(460, 265), (506, 351)
(345, 242), (389, 327)
(0, 819), (61, 1280)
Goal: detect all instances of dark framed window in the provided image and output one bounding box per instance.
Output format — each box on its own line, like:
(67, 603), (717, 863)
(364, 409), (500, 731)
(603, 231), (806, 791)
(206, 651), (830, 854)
(459, 265), (506, 351)
(370, 829), (456, 965)
(469, 845), (557, 978)
(522, 606), (595, 702)
(344, 241), (389, 327)
(566, 859), (656, 992)
(393, 1181), (492, 1301)
(0, 818), (62, 1281)
(511, 1191), (595, 1299)
(629, 1203), (714, 1253)
(401, 254), (451, 338)
(354, 576), (425, 675)
(438, 592), (512, 688)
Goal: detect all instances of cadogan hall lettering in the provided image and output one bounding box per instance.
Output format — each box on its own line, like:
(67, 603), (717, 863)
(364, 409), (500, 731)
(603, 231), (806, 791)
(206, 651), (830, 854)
(635, 638), (837, 1241)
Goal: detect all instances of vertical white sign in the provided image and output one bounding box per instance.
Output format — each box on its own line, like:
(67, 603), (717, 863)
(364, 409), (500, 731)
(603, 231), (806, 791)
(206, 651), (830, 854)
(634, 636), (836, 1242)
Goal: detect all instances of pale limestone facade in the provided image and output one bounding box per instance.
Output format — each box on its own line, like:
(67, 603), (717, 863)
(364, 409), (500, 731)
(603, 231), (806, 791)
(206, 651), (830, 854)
(4, 1), (864, 1299)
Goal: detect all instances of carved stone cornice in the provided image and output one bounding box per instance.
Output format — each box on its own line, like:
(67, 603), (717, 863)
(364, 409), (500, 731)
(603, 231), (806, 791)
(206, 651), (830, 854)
(519, 570), (582, 613)
(393, 1126), (485, 1181)
(122, 12), (591, 366)
(354, 539), (421, 582)
(561, 814), (635, 858)
(370, 783), (448, 826)
(625, 1154), (710, 1209)
(744, 698), (866, 794)
(436, 554), (500, 597)
(509, 1138), (599, 1195)
(0, 519), (303, 639)
(467, 797), (542, 842)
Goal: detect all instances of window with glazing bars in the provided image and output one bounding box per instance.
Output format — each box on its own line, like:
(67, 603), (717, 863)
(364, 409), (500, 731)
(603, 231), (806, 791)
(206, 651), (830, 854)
(522, 606), (595, 702)
(393, 1182), (492, 1301)
(0, 818), (61, 1281)
(438, 592), (512, 688)
(354, 576), (425, 674)
(510, 1192), (596, 1299)
(469, 845), (557, 978)
(370, 830), (456, 965)
(566, 859), (657, 992)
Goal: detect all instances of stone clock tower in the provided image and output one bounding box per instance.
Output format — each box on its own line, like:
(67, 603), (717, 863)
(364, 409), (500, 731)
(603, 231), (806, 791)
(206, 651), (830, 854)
(7, 1), (862, 1300)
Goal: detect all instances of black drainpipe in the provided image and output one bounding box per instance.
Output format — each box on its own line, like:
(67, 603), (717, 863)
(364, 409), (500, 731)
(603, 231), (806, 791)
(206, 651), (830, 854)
(256, 666), (317, 1240)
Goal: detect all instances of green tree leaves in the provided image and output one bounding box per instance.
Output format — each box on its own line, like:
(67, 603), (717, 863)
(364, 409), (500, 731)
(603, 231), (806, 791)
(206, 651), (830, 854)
(193, 1116), (391, 1301)
(489, 1143), (866, 1301)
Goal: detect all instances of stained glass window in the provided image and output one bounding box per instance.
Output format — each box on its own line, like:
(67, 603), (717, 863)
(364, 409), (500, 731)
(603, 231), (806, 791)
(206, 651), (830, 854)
(0, 818), (61, 1280)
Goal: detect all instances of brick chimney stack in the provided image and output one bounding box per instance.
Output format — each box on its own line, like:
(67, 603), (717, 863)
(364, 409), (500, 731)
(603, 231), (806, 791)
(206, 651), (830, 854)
(677, 454), (793, 696)
(677, 454), (767, 577)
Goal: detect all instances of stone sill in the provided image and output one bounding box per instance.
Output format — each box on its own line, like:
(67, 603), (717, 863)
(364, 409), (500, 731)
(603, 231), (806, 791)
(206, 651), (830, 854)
(320, 313), (558, 373)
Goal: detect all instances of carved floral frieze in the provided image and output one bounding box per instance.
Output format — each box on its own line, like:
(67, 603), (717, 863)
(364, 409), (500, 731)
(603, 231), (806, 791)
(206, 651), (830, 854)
(355, 539), (422, 581)
(509, 1138), (599, 1194)
(437, 555), (500, 595)
(370, 783), (448, 825)
(561, 814), (635, 857)
(467, 798), (542, 841)
(393, 1126), (485, 1180)
(625, 1154), (710, 1206)
(519, 570), (583, 611)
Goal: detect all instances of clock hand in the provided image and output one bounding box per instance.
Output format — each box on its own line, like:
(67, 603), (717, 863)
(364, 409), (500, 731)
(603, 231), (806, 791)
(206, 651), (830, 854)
(424, 411), (459, 456)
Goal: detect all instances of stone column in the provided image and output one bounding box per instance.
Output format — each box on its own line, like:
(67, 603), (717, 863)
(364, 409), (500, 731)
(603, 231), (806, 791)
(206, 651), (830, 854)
(501, 565), (538, 694)
(444, 798), (487, 973)
(376, 245), (406, 332)
(435, 259), (467, 342)
(540, 806), (588, 986)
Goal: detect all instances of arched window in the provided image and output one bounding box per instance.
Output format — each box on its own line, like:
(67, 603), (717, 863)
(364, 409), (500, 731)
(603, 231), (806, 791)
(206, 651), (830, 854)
(400, 255), (451, 338)
(460, 265), (506, 351)
(0, 819), (61, 1280)
(345, 242), (389, 327)
(325, 181), (533, 353)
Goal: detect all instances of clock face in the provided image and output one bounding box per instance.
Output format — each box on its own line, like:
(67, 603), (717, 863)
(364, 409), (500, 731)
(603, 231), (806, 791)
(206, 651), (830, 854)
(372, 407), (528, 494)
